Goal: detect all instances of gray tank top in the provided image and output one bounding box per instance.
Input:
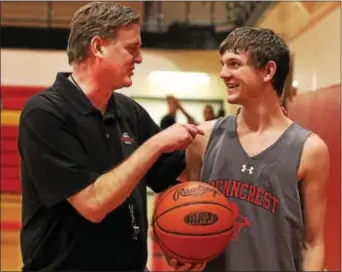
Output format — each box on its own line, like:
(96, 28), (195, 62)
(201, 116), (311, 272)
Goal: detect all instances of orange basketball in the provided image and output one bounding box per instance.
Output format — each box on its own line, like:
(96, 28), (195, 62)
(152, 181), (239, 264)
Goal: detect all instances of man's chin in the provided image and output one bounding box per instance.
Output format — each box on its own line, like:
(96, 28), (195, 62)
(227, 96), (240, 105)
(122, 77), (133, 87)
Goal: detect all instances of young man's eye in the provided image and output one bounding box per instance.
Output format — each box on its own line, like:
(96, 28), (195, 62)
(229, 61), (240, 68)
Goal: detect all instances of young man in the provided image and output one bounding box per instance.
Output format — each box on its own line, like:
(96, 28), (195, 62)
(181, 27), (329, 271)
(18, 2), (204, 271)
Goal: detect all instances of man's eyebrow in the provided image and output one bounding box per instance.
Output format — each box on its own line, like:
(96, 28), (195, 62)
(128, 41), (142, 47)
(224, 57), (242, 63)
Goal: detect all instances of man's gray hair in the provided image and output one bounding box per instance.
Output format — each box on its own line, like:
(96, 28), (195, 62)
(67, 2), (140, 64)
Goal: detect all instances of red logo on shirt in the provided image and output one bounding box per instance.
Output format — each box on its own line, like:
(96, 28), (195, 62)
(120, 132), (135, 145)
(208, 180), (279, 214)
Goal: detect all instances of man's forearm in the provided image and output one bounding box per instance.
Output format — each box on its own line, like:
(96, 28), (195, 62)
(302, 244), (325, 271)
(93, 138), (163, 219)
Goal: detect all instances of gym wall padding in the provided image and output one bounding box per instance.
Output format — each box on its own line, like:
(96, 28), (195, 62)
(1, 86), (43, 194)
(1, 85), (43, 271)
(1, 125), (21, 193)
(287, 84), (341, 271)
(1, 85), (45, 110)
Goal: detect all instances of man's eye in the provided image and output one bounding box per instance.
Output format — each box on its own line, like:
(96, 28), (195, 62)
(231, 62), (240, 67)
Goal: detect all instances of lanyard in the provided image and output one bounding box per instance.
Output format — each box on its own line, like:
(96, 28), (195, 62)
(70, 74), (141, 241)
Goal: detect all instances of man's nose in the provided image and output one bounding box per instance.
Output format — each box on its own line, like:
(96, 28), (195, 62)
(220, 66), (232, 79)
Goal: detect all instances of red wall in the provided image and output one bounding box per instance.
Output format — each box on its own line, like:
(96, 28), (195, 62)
(1, 85), (44, 194)
(287, 84), (341, 271)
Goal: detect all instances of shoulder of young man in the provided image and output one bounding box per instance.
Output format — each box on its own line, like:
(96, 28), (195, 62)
(298, 132), (329, 180)
(194, 119), (218, 160)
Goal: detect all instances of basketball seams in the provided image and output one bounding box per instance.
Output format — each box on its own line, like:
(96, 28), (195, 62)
(155, 201), (234, 236)
(152, 183), (185, 218)
(152, 182), (237, 263)
(154, 227), (225, 263)
(153, 182), (226, 217)
(155, 201), (233, 221)
(155, 221), (234, 236)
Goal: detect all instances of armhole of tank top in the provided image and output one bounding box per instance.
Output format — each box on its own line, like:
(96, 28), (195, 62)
(297, 128), (310, 225)
(295, 128), (313, 184)
(202, 116), (235, 161)
(295, 126), (312, 227)
(202, 117), (222, 161)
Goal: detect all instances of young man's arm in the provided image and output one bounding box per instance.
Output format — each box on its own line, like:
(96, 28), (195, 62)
(179, 120), (216, 181)
(300, 134), (330, 271)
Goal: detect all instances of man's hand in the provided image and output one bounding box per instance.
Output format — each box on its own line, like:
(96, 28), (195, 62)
(165, 255), (206, 271)
(152, 123), (205, 153)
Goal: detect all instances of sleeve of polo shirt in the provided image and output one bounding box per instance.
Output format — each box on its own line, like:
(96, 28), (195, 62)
(18, 108), (100, 208)
(147, 151), (186, 193)
(137, 106), (185, 193)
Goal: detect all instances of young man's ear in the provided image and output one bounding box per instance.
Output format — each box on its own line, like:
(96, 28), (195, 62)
(263, 61), (277, 83)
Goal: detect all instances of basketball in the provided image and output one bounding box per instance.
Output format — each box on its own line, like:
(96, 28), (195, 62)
(152, 181), (239, 264)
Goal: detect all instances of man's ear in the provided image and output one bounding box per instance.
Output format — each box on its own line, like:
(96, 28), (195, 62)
(90, 36), (105, 59)
(263, 61), (277, 83)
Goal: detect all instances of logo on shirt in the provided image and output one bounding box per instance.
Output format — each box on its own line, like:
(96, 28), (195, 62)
(120, 132), (135, 145)
(208, 180), (279, 215)
(231, 209), (251, 240)
(241, 164), (254, 175)
(222, 200), (251, 240)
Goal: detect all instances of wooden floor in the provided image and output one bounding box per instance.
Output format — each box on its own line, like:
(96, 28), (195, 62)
(1, 193), (22, 271)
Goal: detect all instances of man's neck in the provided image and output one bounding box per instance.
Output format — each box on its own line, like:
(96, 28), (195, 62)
(237, 94), (290, 133)
(70, 63), (113, 113)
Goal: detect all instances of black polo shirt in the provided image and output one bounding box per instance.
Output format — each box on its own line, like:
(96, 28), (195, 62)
(18, 72), (185, 272)
(160, 113), (176, 129)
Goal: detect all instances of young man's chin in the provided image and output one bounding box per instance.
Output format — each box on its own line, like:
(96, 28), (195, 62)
(227, 95), (240, 105)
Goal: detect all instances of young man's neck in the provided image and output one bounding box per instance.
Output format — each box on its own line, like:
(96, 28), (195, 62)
(70, 62), (113, 113)
(238, 92), (290, 132)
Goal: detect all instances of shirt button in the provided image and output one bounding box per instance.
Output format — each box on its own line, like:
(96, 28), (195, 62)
(106, 133), (110, 139)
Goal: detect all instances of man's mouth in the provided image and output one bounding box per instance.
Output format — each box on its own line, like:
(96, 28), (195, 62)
(226, 83), (239, 91)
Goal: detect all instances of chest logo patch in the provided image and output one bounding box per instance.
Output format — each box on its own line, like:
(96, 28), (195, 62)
(120, 132), (135, 145)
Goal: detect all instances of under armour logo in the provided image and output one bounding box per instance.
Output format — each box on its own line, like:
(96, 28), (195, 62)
(241, 164), (254, 175)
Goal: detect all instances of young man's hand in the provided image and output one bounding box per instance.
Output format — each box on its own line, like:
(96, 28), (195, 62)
(165, 255), (206, 271)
